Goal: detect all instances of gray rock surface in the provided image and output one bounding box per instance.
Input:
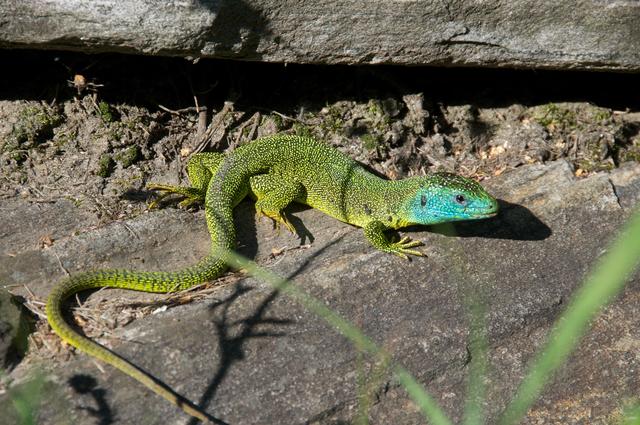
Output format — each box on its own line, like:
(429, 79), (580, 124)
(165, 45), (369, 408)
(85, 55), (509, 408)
(1, 1), (639, 71)
(1, 160), (640, 423)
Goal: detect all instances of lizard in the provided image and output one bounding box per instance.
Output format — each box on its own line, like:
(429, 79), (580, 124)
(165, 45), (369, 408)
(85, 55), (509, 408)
(45, 134), (499, 423)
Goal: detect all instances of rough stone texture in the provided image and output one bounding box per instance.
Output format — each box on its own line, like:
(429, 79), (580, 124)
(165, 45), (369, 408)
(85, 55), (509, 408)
(1, 1), (640, 71)
(1, 160), (640, 424)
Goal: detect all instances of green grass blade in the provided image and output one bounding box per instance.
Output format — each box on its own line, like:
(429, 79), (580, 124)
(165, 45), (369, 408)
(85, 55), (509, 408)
(2, 371), (45, 425)
(499, 209), (640, 425)
(463, 302), (488, 425)
(622, 403), (640, 425)
(393, 366), (454, 425)
(433, 222), (489, 425)
(354, 351), (371, 425)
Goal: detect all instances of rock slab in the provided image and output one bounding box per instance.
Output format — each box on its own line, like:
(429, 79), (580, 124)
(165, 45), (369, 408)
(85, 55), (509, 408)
(0, 1), (639, 71)
(1, 161), (640, 424)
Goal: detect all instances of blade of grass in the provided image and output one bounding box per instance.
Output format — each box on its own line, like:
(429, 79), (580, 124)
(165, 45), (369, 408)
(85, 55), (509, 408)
(393, 366), (454, 425)
(622, 403), (640, 425)
(220, 249), (454, 425)
(354, 351), (371, 425)
(499, 209), (640, 425)
(1, 370), (45, 425)
(463, 302), (488, 425)
(433, 223), (489, 425)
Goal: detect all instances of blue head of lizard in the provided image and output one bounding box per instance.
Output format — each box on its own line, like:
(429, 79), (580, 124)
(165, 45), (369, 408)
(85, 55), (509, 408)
(404, 173), (499, 225)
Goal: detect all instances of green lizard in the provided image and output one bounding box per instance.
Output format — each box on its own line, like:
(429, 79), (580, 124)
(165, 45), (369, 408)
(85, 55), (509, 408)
(46, 134), (498, 422)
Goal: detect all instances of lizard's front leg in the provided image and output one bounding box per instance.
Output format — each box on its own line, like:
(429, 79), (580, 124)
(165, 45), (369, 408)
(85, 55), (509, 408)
(363, 220), (424, 259)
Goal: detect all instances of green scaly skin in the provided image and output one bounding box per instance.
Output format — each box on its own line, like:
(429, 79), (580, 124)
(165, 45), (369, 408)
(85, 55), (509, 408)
(46, 135), (498, 422)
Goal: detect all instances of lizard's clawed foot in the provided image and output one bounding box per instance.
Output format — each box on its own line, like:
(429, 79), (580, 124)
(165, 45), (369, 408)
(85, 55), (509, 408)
(389, 236), (425, 260)
(147, 183), (204, 210)
(257, 208), (296, 235)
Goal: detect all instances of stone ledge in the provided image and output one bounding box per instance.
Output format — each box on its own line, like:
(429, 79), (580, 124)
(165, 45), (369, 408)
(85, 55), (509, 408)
(1, 1), (639, 71)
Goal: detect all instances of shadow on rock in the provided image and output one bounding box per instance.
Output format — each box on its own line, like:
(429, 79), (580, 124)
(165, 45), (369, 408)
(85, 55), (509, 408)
(188, 283), (294, 425)
(190, 234), (346, 425)
(68, 374), (114, 425)
(428, 199), (551, 241)
(0, 291), (33, 371)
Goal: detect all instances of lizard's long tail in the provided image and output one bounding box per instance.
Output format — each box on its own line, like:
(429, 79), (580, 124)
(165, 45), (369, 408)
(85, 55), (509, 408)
(45, 255), (226, 423)
(44, 135), (316, 422)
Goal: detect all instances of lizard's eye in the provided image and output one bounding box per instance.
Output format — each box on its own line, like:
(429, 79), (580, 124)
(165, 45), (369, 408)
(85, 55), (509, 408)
(455, 194), (466, 205)
(420, 194), (427, 207)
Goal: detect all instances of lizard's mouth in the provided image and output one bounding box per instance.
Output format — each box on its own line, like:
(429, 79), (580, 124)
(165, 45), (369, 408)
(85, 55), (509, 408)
(467, 199), (499, 219)
(475, 211), (498, 218)
(463, 206), (499, 219)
